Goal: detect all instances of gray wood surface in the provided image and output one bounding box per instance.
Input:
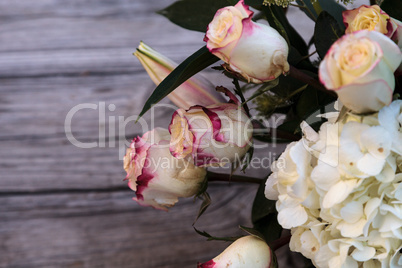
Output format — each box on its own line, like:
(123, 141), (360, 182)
(0, 1), (315, 267)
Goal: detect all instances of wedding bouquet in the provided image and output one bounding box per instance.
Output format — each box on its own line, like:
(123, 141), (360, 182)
(126, 0), (402, 267)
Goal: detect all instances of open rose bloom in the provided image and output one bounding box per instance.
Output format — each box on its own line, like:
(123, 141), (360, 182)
(265, 101), (402, 267)
(319, 30), (402, 113)
(343, 5), (402, 48)
(123, 128), (206, 211)
(204, 0), (289, 83)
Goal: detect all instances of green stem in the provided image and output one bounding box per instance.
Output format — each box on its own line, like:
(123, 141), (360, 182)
(269, 235), (291, 251)
(297, 0), (317, 22)
(233, 78), (251, 116)
(311, 0), (323, 16)
(288, 65), (336, 97)
(252, 120), (301, 142)
(207, 171), (262, 184)
(297, 50), (317, 63)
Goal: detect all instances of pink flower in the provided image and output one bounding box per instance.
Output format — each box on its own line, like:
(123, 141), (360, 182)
(169, 92), (252, 166)
(197, 236), (273, 268)
(123, 128), (206, 211)
(134, 42), (225, 109)
(319, 30), (402, 114)
(204, 0), (289, 84)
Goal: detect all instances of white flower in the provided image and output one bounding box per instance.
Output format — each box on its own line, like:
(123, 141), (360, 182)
(197, 236), (273, 268)
(378, 100), (402, 155)
(264, 100), (402, 267)
(204, 0), (289, 83)
(169, 94), (252, 167)
(265, 140), (313, 228)
(123, 128), (206, 210)
(319, 30), (402, 113)
(338, 121), (393, 181)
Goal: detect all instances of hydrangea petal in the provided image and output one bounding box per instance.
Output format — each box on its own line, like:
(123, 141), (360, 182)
(323, 180), (359, 208)
(278, 205), (308, 228)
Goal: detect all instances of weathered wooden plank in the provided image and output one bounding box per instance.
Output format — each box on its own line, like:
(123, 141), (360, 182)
(0, 0), (173, 19)
(0, 0), (309, 267)
(0, 70), (267, 191)
(0, 184), (258, 268)
(0, 2), (204, 54)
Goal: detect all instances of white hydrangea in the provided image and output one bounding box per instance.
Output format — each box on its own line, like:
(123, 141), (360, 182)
(265, 100), (402, 267)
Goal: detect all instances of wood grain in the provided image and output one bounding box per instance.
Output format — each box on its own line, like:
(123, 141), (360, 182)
(0, 0), (304, 267)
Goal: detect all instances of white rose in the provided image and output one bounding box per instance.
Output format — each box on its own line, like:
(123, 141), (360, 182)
(197, 236), (273, 268)
(123, 128), (206, 210)
(204, 0), (289, 83)
(319, 30), (402, 113)
(169, 94), (252, 167)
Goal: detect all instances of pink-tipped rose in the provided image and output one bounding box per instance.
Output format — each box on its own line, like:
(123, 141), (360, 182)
(319, 30), (402, 114)
(204, 0), (289, 84)
(197, 236), (273, 268)
(123, 128), (206, 211)
(169, 93), (252, 167)
(343, 5), (402, 48)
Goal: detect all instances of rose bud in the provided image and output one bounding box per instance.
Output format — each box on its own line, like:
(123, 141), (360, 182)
(197, 236), (273, 268)
(123, 128), (206, 211)
(134, 41), (225, 109)
(168, 92), (252, 167)
(343, 5), (402, 48)
(204, 0), (289, 84)
(319, 30), (402, 114)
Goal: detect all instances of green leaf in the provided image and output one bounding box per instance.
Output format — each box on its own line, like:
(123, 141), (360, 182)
(288, 46), (316, 71)
(252, 178), (277, 223)
(193, 191), (211, 225)
(158, 0), (234, 32)
(138, 46), (219, 119)
(318, 0), (345, 26)
(241, 146), (254, 172)
(254, 214), (283, 243)
(251, 178), (282, 242)
(277, 119), (303, 135)
(297, 89), (334, 118)
(239, 225), (266, 241)
(195, 177), (209, 198)
(271, 251), (279, 268)
(193, 227), (240, 242)
(243, 79), (280, 104)
(296, 0), (345, 26)
(314, 11), (343, 59)
(262, 5), (309, 56)
(381, 0), (402, 21)
(288, 83), (336, 132)
(303, 258), (316, 268)
(244, 0), (264, 8)
(252, 133), (295, 143)
(295, 0), (317, 21)
(272, 71), (306, 97)
(262, 5), (290, 45)
(335, 106), (351, 123)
